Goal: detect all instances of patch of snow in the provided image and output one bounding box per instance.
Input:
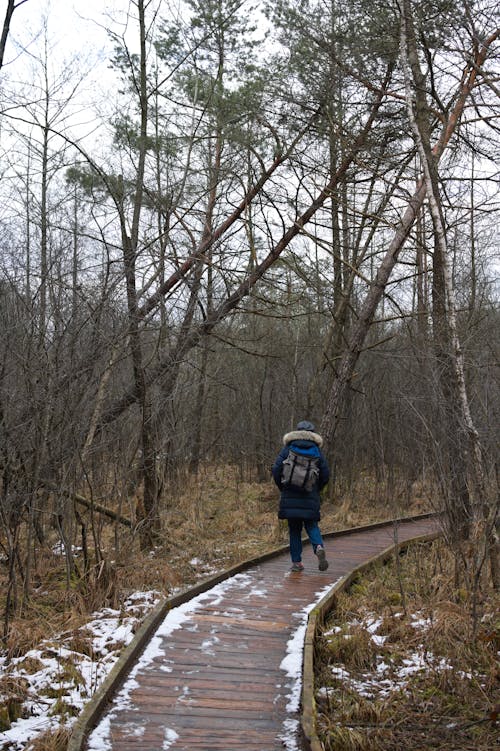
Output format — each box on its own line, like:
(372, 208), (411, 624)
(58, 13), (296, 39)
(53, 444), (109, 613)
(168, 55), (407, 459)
(87, 714), (114, 750)
(278, 718), (301, 750)
(52, 542), (83, 557)
(331, 666), (351, 679)
(162, 727), (179, 749)
(365, 617), (383, 633)
(200, 635), (220, 654)
(0, 592), (162, 750)
(410, 614), (432, 629)
(279, 581), (340, 749)
(315, 610), (484, 706)
(363, 617), (387, 645)
(324, 625), (342, 636)
(245, 585), (268, 599)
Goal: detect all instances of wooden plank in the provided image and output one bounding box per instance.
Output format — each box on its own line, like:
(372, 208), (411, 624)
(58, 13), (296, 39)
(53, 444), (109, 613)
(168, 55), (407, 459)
(108, 730), (282, 750)
(129, 684), (276, 712)
(137, 668), (282, 687)
(112, 710), (280, 729)
(133, 675), (281, 692)
(190, 613), (290, 630)
(124, 694), (281, 713)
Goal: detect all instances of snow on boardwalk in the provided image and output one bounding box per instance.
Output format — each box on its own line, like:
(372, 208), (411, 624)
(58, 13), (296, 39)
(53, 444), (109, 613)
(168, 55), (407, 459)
(82, 517), (438, 751)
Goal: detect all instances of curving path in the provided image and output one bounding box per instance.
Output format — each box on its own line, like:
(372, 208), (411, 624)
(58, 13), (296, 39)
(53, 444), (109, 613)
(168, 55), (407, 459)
(73, 516), (439, 751)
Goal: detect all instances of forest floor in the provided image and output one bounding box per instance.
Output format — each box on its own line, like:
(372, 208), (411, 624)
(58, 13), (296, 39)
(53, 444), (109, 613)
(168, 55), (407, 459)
(0, 467), (497, 750)
(315, 539), (499, 751)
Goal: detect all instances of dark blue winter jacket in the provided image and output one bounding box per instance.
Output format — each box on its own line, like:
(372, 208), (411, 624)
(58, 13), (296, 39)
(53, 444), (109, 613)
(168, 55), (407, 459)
(272, 430), (330, 521)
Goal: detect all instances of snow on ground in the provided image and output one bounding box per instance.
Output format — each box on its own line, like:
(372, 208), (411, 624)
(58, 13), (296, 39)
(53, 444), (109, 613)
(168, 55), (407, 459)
(317, 611), (486, 703)
(86, 572), (255, 750)
(0, 591), (162, 750)
(278, 581), (336, 751)
(0, 554), (230, 749)
(85, 573), (336, 751)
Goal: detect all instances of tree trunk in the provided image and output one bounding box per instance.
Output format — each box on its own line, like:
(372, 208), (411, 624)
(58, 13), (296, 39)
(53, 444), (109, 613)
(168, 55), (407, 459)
(119, 0), (158, 547)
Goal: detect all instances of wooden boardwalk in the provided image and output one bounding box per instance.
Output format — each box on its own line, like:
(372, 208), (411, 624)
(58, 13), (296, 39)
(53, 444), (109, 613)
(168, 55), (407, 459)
(80, 516), (438, 751)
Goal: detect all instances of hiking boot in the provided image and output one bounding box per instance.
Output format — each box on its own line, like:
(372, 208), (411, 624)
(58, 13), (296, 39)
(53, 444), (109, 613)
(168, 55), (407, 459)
(291, 561), (304, 572)
(316, 545), (329, 571)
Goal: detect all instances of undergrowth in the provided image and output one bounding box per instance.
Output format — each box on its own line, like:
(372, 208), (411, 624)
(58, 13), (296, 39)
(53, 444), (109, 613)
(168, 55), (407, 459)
(315, 539), (499, 751)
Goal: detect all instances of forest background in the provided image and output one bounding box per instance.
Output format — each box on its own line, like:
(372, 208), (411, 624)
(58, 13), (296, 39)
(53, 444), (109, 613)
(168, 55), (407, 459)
(0, 0), (499, 736)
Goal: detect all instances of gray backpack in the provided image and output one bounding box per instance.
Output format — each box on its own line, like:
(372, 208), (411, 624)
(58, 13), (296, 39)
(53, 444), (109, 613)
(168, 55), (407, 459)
(281, 448), (319, 492)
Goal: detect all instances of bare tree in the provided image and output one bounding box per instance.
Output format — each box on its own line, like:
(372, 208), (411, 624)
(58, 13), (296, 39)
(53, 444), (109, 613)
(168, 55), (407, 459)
(400, 0), (498, 594)
(320, 9), (499, 451)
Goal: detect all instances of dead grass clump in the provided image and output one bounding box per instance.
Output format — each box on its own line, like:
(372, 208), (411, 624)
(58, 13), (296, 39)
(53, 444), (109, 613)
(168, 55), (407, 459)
(328, 590), (359, 624)
(424, 601), (473, 654)
(66, 629), (95, 659)
(4, 619), (50, 660)
(48, 696), (80, 719)
(321, 724), (387, 751)
(0, 675), (29, 731)
(14, 655), (45, 674)
(0, 674), (30, 702)
(330, 470), (432, 529)
(324, 626), (378, 671)
(77, 559), (119, 613)
(379, 614), (417, 644)
(334, 691), (388, 726)
(58, 658), (86, 689)
(26, 726), (71, 751)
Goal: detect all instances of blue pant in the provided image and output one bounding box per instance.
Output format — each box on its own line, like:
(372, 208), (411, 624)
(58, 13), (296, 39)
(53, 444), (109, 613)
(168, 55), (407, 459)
(288, 519), (324, 562)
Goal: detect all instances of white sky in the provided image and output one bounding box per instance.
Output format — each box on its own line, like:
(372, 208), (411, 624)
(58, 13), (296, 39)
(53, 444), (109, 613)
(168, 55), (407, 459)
(3, 1), (165, 110)
(6, 0), (128, 59)
(5, 0), (118, 69)
(1, 1), (168, 162)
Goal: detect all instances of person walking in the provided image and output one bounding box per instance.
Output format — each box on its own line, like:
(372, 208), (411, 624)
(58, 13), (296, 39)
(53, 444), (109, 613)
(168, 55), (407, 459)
(272, 420), (330, 572)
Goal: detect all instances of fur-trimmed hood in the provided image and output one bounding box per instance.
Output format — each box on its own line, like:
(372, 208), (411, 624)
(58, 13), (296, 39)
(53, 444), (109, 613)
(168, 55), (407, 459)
(283, 429), (323, 448)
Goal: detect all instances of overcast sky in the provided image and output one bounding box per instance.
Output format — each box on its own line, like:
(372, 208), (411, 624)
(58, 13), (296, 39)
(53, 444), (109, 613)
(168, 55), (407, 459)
(6, 0), (118, 64)
(3, 0), (162, 97)
(2, 1), (166, 149)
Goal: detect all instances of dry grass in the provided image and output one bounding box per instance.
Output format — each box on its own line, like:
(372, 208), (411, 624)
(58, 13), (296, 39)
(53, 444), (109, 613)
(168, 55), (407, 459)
(26, 727), (72, 751)
(316, 539), (499, 751)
